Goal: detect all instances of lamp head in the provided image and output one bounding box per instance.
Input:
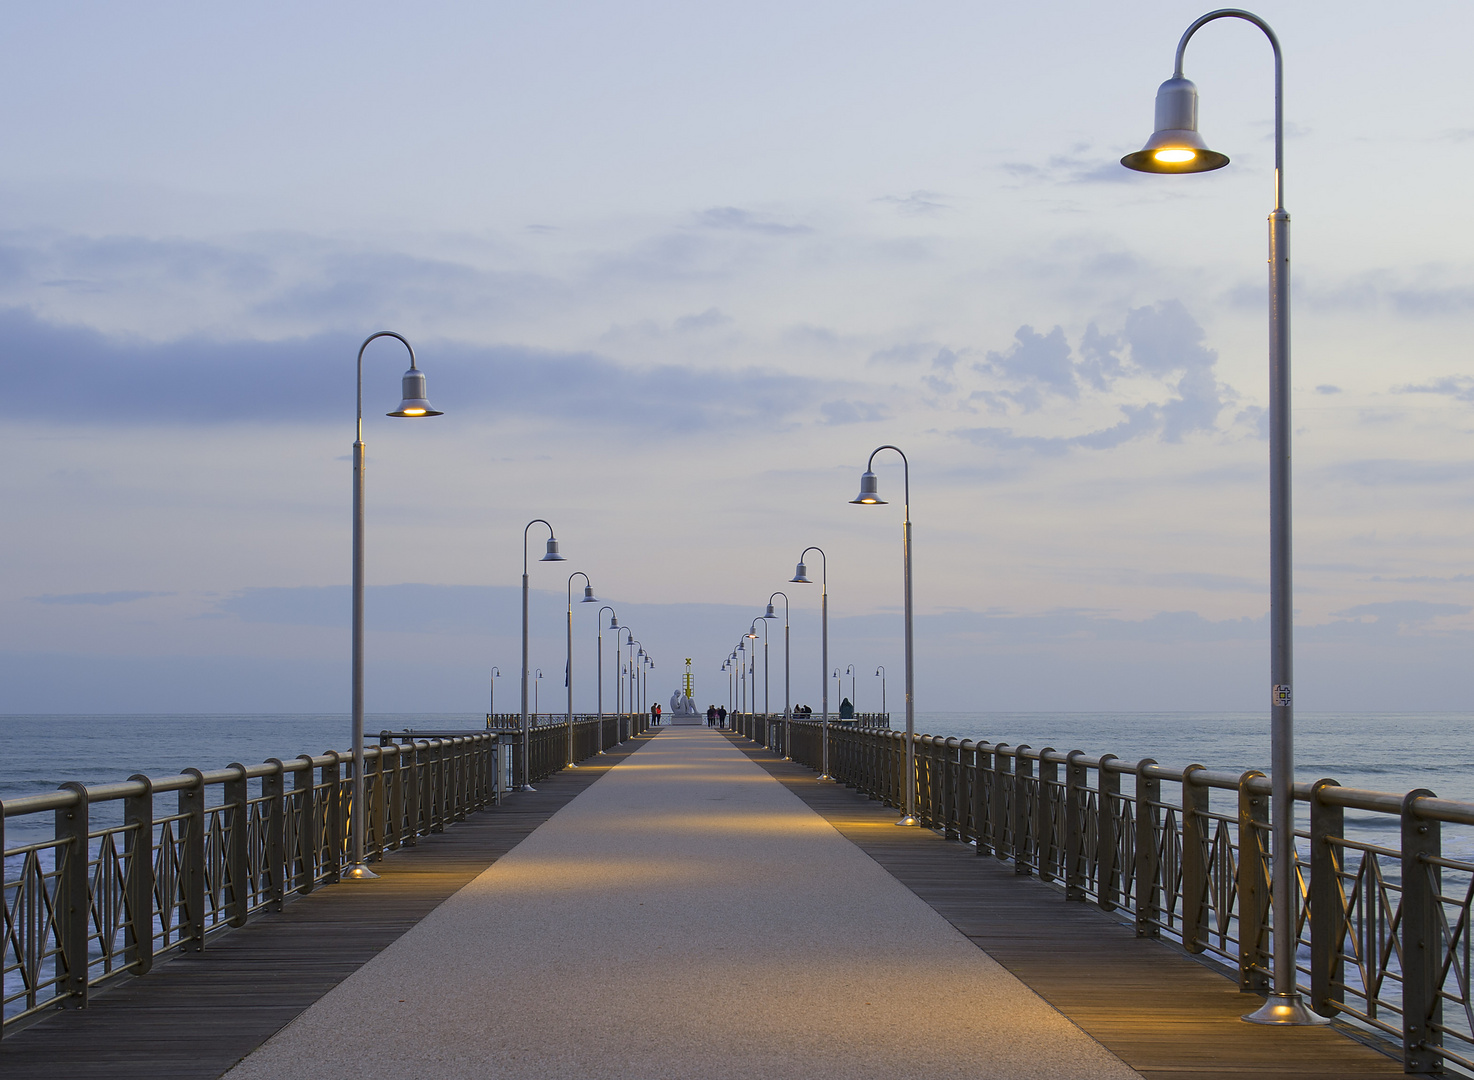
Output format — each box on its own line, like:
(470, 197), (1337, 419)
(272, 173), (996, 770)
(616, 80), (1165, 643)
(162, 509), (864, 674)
(763, 602), (776, 619)
(737, 640), (745, 653)
(541, 537), (566, 562)
(608, 613), (619, 629)
(625, 632), (634, 646)
(1121, 77), (1229, 174)
(387, 366), (444, 417)
(851, 469), (886, 505)
(580, 584), (598, 603)
(790, 561), (811, 584)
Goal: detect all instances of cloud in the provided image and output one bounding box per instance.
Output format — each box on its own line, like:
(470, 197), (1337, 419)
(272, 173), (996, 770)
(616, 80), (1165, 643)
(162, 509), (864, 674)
(1315, 384), (1342, 395)
(1000, 143), (1143, 186)
(1317, 459), (1470, 487)
(0, 307), (822, 430)
(1394, 375), (1474, 404)
(819, 399), (889, 425)
(873, 191), (950, 216)
(33, 590), (171, 606)
(672, 307), (734, 333)
(955, 300), (1227, 452)
(696, 207), (812, 236)
(974, 325), (1077, 409)
(1331, 601), (1470, 624)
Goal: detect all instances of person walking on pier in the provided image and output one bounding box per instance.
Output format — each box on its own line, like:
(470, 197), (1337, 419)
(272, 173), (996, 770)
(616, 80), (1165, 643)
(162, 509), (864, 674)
(651, 702), (661, 726)
(717, 705), (727, 727)
(707, 704), (716, 726)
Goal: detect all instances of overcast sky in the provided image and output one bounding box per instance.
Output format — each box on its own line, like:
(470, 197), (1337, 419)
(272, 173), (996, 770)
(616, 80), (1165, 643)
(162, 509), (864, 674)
(1, 0), (1471, 716)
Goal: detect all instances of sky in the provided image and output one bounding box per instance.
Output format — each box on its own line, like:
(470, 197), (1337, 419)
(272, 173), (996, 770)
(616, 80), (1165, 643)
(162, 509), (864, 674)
(1, 0), (1471, 718)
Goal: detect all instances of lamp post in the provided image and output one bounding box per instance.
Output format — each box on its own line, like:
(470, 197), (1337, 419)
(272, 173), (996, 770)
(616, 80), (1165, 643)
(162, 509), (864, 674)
(488, 666), (500, 722)
(520, 519), (566, 792)
(746, 619), (766, 716)
(628, 639), (641, 725)
(845, 664), (857, 713)
(1121, 8), (1319, 1029)
(596, 607), (617, 751)
(736, 639), (748, 716)
(852, 445), (916, 826)
(347, 330), (442, 881)
(791, 547), (831, 780)
(763, 593), (790, 758)
(616, 626), (632, 719)
(565, 572), (599, 768)
(534, 669), (542, 715)
(831, 667), (841, 712)
(875, 665), (886, 723)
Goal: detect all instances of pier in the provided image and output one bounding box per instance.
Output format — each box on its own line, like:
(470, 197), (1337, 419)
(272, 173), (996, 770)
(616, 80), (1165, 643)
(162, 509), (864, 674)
(4, 716), (1450, 1077)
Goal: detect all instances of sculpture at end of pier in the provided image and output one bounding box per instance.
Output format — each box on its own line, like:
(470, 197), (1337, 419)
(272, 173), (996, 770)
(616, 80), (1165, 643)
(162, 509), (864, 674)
(668, 690), (700, 717)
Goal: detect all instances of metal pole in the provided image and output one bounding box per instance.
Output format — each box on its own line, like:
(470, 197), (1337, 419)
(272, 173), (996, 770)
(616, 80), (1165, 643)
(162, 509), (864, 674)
(820, 562), (831, 780)
(347, 329), (431, 880)
(1151, 8), (1312, 1027)
(763, 622), (770, 717)
(566, 591), (574, 766)
(350, 429), (369, 876)
(521, 568), (532, 790)
(902, 496), (916, 826)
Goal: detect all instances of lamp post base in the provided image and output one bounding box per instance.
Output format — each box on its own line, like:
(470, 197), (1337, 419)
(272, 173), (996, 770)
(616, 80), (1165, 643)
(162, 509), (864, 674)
(1242, 992), (1329, 1026)
(567, 762), (579, 769)
(344, 863), (379, 880)
(520, 784), (537, 792)
(895, 814), (919, 827)
(817, 773), (834, 783)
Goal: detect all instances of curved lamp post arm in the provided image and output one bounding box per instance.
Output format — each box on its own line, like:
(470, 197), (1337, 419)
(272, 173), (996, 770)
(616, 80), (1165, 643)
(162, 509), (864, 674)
(524, 519), (558, 574)
(1173, 9), (1283, 208)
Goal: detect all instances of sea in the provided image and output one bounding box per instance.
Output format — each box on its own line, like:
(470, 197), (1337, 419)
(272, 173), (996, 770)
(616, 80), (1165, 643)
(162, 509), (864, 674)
(1, 710), (1470, 856)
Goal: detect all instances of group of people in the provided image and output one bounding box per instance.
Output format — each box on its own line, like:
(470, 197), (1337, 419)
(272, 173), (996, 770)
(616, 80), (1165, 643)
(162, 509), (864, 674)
(705, 705), (727, 727)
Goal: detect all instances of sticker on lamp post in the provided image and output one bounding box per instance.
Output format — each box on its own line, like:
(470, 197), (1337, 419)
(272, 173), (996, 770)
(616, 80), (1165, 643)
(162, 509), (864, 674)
(1272, 684), (1292, 708)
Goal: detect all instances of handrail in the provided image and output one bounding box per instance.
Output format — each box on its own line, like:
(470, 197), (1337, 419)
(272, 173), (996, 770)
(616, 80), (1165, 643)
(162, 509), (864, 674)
(2, 710), (651, 1032)
(740, 716), (1474, 1075)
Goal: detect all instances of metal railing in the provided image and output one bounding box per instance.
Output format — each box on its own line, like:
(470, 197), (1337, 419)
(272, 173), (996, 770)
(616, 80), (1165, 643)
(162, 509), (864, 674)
(736, 717), (1474, 1077)
(2, 712), (648, 1032)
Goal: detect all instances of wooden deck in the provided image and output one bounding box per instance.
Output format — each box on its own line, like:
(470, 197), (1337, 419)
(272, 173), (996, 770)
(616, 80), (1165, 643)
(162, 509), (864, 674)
(725, 733), (1404, 1080)
(0, 733), (658, 1080)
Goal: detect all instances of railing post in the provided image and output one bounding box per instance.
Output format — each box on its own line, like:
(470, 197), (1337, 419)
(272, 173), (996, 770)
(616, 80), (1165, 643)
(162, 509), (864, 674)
(1181, 763), (1209, 954)
(1309, 778), (1343, 1018)
(1134, 759), (1159, 939)
(1013, 745), (1032, 875)
(1097, 755), (1119, 911)
(123, 774), (155, 975)
(366, 745), (384, 860)
(179, 768), (206, 950)
(293, 754), (317, 893)
(54, 782), (89, 1006)
(972, 742), (990, 855)
(386, 743), (404, 850)
(323, 752), (342, 883)
(1064, 750), (1087, 900)
(224, 764), (249, 928)
(1401, 789), (1442, 1074)
(1237, 769), (1270, 993)
(1037, 748), (1058, 883)
(262, 760), (285, 912)
(992, 744), (1010, 863)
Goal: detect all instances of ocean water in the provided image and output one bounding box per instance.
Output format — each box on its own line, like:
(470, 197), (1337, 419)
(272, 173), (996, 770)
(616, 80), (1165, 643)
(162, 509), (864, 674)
(2, 711), (1470, 853)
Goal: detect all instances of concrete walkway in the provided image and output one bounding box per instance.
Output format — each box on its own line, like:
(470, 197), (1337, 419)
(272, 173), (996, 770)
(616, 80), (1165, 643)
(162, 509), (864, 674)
(225, 726), (1141, 1080)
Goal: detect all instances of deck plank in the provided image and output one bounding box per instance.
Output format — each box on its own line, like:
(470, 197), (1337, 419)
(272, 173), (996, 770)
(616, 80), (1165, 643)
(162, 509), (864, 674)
(725, 733), (1404, 1080)
(0, 733), (656, 1080)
